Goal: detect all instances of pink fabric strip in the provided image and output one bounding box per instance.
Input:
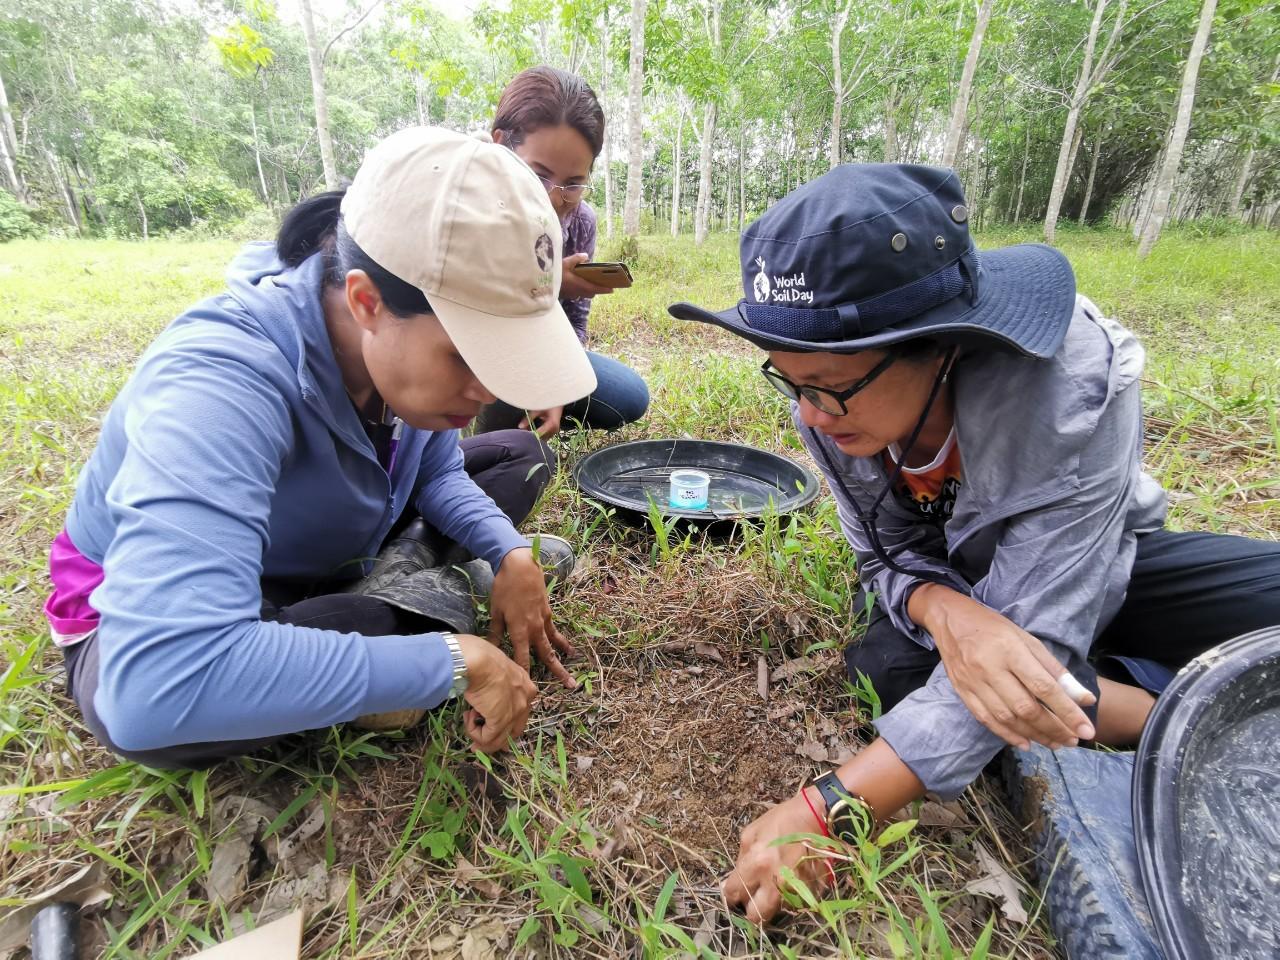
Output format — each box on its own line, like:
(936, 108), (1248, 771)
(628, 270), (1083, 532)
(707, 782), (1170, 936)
(45, 529), (103, 641)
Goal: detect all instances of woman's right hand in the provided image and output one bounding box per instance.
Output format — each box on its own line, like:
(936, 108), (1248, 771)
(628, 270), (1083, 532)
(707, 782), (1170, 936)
(909, 584), (1096, 750)
(454, 633), (538, 753)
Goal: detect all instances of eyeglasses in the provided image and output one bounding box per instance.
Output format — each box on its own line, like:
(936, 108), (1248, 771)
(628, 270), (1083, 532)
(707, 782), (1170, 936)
(760, 354), (898, 416)
(535, 174), (593, 202)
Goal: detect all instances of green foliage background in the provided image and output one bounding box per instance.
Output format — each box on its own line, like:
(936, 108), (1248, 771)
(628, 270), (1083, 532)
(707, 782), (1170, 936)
(0, 0), (1277, 240)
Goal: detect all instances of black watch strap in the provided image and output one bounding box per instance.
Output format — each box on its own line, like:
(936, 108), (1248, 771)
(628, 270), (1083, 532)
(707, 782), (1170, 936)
(812, 772), (847, 813)
(812, 772), (866, 844)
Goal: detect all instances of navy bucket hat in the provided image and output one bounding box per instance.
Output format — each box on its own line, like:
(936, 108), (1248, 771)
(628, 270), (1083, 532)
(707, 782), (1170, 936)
(668, 164), (1076, 359)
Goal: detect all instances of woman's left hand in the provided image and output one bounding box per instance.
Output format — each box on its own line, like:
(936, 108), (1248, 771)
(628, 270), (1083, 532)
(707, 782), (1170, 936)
(489, 547), (577, 688)
(517, 406), (564, 439)
(561, 252), (613, 300)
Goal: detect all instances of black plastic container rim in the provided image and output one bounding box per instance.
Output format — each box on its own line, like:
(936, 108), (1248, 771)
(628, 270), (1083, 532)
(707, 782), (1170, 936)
(1131, 625), (1280, 960)
(572, 438), (821, 522)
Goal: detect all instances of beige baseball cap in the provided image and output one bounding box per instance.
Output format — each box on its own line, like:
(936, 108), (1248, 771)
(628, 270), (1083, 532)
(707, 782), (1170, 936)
(340, 126), (596, 411)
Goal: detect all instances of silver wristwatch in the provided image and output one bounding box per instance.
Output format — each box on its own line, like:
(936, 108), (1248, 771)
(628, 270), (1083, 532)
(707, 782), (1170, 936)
(442, 632), (468, 700)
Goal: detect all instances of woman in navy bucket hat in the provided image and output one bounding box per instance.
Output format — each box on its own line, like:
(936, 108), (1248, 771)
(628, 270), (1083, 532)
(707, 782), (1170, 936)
(671, 164), (1280, 924)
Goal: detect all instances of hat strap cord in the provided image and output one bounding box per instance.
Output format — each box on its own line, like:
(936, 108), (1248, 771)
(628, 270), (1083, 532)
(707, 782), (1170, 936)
(809, 346), (957, 581)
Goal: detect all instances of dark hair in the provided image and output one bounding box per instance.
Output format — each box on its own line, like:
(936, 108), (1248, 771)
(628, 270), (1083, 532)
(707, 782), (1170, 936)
(275, 190), (431, 318)
(492, 66), (605, 159)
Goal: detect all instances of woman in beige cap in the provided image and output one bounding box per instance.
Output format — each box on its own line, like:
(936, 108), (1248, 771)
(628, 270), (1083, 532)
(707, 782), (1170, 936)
(44, 127), (595, 767)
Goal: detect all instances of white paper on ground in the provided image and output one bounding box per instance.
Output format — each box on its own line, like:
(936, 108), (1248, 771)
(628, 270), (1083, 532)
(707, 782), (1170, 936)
(190, 909), (303, 960)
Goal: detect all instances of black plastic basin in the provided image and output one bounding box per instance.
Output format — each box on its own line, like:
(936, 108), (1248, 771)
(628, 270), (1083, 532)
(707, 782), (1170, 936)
(573, 438), (820, 528)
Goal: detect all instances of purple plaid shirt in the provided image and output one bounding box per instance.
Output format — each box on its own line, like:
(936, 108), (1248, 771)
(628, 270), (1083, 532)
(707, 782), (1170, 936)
(561, 202), (597, 344)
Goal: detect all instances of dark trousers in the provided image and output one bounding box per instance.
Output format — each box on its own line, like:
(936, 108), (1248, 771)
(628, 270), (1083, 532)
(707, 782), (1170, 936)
(475, 350), (649, 433)
(64, 429), (554, 768)
(846, 529), (1280, 714)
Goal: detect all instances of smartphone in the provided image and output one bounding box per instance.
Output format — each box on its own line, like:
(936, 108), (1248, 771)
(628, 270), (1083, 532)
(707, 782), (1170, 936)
(572, 261), (633, 288)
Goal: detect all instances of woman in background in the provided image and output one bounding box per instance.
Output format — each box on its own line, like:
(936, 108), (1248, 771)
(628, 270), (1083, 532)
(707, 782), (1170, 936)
(479, 65), (650, 439)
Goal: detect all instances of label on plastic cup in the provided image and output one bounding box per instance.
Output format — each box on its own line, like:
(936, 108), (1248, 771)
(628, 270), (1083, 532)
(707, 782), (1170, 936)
(669, 469), (711, 510)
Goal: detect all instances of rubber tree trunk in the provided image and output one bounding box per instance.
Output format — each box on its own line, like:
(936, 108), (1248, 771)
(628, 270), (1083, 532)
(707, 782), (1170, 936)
(694, 0), (720, 244)
(883, 83), (899, 163)
(827, 0), (852, 169)
(600, 20), (614, 237)
(300, 0), (338, 191)
(1227, 148), (1254, 220)
(0, 69), (29, 203)
(725, 152), (734, 231)
(1138, 0), (1216, 258)
(1013, 126), (1030, 221)
(694, 100), (716, 244)
(1133, 138), (1166, 239)
(1044, 0), (1109, 243)
(250, 102), (270, 206)
(1079, 135), (1101, 224)
(941, 0), (995, 170)
(737, 125), (745, 228)
(671, 108), (682, 236)
(45, 145), (80, 233)
(623, 0), (647, 237)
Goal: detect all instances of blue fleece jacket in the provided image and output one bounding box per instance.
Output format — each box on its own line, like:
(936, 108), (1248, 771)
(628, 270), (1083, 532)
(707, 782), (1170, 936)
(64, 243), (530, 752)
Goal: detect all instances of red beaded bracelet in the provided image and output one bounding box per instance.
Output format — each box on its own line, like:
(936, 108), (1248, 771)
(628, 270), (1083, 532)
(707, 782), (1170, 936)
(801, 787), (838, 889)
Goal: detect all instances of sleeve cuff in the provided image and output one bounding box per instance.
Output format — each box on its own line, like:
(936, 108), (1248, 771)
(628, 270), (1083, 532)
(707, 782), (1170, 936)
(880, 571), (972, 650)
(359, 631), (454, 715)
(465, 516), (531, 571)
(872, 676), (1005, 800)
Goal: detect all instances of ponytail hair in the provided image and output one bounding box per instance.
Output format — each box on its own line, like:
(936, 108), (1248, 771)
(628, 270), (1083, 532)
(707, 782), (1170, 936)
(275, 189), (432, 318)
(277, 190), (345, 267)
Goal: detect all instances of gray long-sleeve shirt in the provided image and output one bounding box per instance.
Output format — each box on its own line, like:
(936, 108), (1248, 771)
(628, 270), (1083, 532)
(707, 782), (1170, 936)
(798, 296), (1167, 798)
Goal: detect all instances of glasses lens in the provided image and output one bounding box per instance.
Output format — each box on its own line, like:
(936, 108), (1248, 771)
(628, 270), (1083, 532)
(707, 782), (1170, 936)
(800, 388), (844, 416)
(762, 367), (798, 401)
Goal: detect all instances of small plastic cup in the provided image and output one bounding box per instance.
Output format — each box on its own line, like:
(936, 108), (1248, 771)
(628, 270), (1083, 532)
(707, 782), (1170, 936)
(669, 469), (711, 510)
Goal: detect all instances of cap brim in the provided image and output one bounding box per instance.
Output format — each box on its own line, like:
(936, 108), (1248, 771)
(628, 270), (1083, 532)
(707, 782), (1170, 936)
(669, 244), (1076, 359)
(431, 296), (597, 411)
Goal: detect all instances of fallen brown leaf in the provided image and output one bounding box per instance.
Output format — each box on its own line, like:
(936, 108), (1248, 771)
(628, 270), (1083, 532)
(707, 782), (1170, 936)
(693, 642), (724, 662)
(917, 801), (966, 828)
(796, 740), (829, 763)
(454, 856), (503, 900)
(964, 844), (1029, 925)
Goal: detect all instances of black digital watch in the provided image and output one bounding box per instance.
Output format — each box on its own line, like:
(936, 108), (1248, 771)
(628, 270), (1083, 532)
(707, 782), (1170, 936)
(812, 771), (869, 844)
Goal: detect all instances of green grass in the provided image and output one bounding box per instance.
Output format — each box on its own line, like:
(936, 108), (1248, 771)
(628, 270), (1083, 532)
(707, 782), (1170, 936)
(1, 225), (1277, 958)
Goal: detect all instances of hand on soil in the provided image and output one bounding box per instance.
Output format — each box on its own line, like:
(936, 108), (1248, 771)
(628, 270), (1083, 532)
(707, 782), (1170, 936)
(490, 547), (578, 688)
(456, 633), (538, 753)
(722, 792), (832, 925)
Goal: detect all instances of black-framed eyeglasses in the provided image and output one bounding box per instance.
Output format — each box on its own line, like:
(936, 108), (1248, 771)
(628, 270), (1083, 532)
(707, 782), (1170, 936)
(760, 353), (898, 416)
(534, 174), (593, 202)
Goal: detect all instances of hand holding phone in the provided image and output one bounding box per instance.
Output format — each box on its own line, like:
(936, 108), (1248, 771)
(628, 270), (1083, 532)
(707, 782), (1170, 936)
(571, 261), (633, 289)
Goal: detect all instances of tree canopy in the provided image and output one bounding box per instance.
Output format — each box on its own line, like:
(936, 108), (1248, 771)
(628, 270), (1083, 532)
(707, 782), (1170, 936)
(1, 0), (1276, 242)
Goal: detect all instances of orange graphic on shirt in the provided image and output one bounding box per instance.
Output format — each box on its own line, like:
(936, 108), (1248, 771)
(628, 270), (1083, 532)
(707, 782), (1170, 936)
(883, 439), (963, 521)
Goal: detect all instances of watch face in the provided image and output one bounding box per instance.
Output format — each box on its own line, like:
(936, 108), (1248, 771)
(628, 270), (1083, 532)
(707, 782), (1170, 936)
(828, 798), (868, 844)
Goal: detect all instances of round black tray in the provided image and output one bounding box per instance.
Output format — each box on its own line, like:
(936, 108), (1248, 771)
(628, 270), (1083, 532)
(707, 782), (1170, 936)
(1133, 625), (1280, 960)
(573, 438), (820, 526)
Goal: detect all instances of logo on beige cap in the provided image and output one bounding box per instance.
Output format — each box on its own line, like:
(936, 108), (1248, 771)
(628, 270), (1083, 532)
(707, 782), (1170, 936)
(534, 233), (553, 272)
